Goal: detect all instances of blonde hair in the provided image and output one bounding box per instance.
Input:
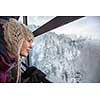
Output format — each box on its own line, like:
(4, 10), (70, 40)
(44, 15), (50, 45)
(3, 18), (34, 82)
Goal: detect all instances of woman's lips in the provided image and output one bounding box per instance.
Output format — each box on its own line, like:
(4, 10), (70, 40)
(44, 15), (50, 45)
(27, 49), (30, 53)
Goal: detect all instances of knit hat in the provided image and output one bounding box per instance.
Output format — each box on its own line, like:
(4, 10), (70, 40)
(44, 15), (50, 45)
(2, 18), (34, 82)
(3, 18), (34, 60)
(0, 16), (20, 64)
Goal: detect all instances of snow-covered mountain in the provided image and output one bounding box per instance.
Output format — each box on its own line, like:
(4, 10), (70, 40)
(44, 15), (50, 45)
(28, 23), (100, 83)
(25, 16), (100, 83)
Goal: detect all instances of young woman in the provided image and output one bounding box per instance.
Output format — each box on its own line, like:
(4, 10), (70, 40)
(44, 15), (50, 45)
(0, 17), (33, 82)
(0, 17), (51, 83)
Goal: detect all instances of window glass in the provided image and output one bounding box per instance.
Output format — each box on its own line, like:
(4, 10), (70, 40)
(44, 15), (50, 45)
(27, 16), (55, 31)
(18, 16), (23, 23)
(51, 16), (100, 40)
(29, 16), (100, 83)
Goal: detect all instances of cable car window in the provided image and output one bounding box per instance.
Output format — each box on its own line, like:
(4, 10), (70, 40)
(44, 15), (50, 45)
(28, 16), (100, 83)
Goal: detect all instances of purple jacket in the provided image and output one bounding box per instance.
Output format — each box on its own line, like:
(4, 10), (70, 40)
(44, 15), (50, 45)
(0, 55), (10, 82)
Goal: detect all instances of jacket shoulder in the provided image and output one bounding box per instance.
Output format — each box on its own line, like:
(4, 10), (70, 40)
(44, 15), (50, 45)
(0, 54), (10, 72)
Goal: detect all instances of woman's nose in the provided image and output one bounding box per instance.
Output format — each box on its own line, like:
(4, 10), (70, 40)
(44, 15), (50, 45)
(29, 42), (33, 48)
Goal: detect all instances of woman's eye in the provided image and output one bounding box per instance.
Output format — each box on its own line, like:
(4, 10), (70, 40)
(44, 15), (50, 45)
(28, 39), (33, 42)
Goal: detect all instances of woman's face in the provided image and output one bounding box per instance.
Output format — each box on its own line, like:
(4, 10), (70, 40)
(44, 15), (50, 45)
(20, 39), (33, 57)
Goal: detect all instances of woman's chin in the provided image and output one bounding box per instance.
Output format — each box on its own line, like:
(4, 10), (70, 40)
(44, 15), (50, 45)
(24, 53), (28, 57)
(20, 53), (28, 57)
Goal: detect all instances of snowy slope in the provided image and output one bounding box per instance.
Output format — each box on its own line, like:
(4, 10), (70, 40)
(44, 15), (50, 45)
(29, 32), (100, 83)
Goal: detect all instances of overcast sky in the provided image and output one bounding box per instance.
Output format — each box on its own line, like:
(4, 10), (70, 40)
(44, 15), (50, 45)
(51, 16), (100, 40)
